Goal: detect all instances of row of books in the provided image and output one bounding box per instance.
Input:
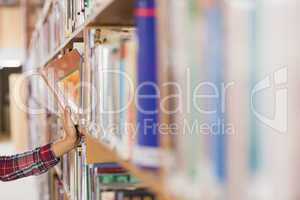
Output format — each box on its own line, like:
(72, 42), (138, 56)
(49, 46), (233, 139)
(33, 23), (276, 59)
(84, 0), (159, 168)
(84, 26), (160, 168)
(25, 0), (162, 200)
(157, 0), (298, 200)
(27, 0), (160, 169)
(26, 0), (300, 199)
(28, 0), (105, 68)
(84, 27), (136, 161)
(87, 166), (156, 200)
(52, 160), (154, 200)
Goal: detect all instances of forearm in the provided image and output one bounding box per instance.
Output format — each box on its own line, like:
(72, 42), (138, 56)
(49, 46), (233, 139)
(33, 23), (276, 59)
(51, 136), (78, 157)
(0, 108), (80, 182)
(0, 144), (59, 182)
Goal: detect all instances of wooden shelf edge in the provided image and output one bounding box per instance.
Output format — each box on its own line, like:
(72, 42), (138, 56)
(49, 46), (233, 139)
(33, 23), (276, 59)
(38, 25), (83, 68)
(85, 133), (172, 200)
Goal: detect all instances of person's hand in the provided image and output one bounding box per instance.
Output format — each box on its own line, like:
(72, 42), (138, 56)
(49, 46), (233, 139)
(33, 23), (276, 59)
(51, 107), (80, 157)
(62, 107), (78, 146)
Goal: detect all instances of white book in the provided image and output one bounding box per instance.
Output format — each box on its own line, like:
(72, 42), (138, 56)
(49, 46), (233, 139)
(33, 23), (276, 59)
(225, 2), (252, 199)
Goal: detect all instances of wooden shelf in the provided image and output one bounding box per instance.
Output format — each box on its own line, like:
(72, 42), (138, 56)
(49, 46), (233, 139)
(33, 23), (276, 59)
(30, 0), (135, 69)
(38, 25), (83, 68)
(85, 133), (172, 200)
(89, 0), (135, 26)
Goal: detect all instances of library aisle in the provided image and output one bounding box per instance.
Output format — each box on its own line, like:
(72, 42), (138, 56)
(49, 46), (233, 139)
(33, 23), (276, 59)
(0, 0), (300, 200)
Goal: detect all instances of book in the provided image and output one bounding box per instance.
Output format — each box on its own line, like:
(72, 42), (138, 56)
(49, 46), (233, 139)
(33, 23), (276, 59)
(225, 2), (252, 199)
(121, 37), (137, 160)
(133, 0), (160, 168)
(159, 1), (208, 198)
(39, 49), (82, 114)
(203, 0), (226, 184)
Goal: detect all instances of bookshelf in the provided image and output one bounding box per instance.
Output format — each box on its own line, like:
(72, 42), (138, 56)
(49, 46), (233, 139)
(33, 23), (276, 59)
(24, 1), (300, 200)
(29, 0), (135, 69)
(26, 0), (171, 200)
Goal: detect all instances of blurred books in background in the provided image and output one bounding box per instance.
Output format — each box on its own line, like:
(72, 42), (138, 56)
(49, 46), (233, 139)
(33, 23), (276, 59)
(23, 0), (299, 200)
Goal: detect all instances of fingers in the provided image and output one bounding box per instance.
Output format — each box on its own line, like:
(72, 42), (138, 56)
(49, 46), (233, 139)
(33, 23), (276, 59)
(64, 106), (72, 126)
(62, 107), (87, 146)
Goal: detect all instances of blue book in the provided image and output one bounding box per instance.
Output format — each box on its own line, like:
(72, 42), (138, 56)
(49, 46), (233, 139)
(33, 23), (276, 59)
(134, 0), (159, 168)
(204, 1), (226, 183)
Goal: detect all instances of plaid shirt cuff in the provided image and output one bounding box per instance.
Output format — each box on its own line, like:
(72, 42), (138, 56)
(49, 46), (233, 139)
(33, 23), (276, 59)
(40, 143), (60, 168)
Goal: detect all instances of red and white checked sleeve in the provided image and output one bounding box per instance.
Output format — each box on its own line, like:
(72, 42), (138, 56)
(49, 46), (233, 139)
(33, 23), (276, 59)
(0, 144), (60, 181)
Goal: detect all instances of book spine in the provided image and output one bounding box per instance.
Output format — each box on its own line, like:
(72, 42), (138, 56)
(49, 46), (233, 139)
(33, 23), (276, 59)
(205, 1), (226, 183)
(134, 0), (159, 168)
(124, 38), (137, 160)
(119, 39), (127, 158)
(224, 1), (252, 199)
(249, 1), (260, 176)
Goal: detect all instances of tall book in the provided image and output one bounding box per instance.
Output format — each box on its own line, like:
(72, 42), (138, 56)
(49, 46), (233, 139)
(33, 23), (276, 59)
(225, 1), (252, 199)
(156, 1), (208, 199)
(249, 1), (291, 199)
(133, 0), (159, 168)
(202, 0), (226, 185)
(121, 37), (137, 160)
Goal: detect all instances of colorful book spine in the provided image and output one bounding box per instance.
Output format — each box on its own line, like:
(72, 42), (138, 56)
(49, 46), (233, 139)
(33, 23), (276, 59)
(120, 39), (126, 143)
(134, 0), (159, 168)
(121, 37), (137, 160)
(204, 0), (226, 183)
(249, 2), (292, 199)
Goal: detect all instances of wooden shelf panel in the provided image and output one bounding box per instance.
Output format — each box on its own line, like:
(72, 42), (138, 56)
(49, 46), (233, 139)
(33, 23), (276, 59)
(38, 26), (83, 68)
(90, 0), (135, 26)
(85, 133), (171, 200)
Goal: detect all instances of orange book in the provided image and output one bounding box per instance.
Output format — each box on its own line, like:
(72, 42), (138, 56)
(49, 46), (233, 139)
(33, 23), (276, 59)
(39, 49), (82, 114)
